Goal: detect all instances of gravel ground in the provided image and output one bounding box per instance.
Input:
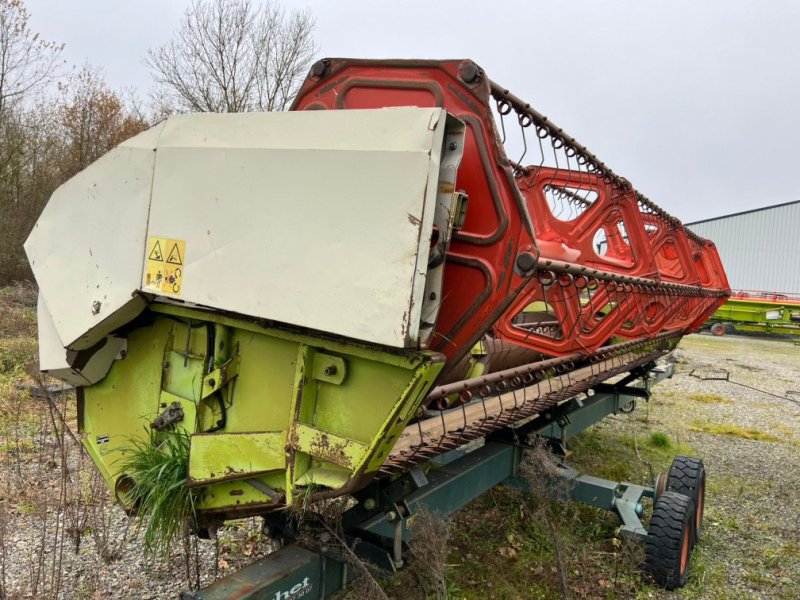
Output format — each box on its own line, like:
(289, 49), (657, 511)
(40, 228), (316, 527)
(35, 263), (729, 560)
(2, 331), (799, 599)
(0, 433), (277, 599)
(1, 480), (275, 598)
(608, 333), (800, 599)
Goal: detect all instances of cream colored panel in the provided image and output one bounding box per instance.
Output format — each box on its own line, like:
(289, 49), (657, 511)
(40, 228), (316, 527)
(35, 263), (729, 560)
(25, 123), (165, 350)
(146, 109), (449, 347)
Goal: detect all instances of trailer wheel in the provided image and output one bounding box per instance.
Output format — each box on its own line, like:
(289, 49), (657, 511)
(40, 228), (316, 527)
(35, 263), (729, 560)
(666, 455), (705, 544)
(710, 323), (725, 336)
(644, 491), (694, 589)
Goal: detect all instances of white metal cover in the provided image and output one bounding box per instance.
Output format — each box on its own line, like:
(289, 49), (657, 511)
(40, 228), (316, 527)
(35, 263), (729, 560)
(25, 123), (164, 350)
(27, 108), (459, 356)
(36, 295), (126, 386)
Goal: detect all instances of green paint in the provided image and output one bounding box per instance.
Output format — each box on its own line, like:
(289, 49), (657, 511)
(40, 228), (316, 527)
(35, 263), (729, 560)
(80, 304), (444, 517)
(709, 298), (800, 336)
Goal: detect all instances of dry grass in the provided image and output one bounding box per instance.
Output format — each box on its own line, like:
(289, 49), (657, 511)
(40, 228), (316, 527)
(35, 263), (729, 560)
(690, 421), (781, 442)
(0, 287), (140, 595)
(688, 392), (733, 404)
(0, 284), (240, 597)
(0, 282), (37, 336)
(404, 506), (450, 598)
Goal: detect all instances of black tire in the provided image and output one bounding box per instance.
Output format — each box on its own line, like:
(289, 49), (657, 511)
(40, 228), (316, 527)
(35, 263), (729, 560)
(710, 323), (725, 336)
(644, 491), (695, 590)
(666, 455), (705, 544)
(724, 322), (736, 334)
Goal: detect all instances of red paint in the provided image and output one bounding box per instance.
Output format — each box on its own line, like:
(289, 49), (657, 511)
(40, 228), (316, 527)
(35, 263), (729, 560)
(292, 59), (730, 364)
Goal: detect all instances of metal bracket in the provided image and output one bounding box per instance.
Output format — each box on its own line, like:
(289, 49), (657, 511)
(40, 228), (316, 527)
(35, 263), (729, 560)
(312, 354), (347, 385)
(200, 354), (240, 400)
(150, 401), (184, 430)
(344, 468), (428, 529)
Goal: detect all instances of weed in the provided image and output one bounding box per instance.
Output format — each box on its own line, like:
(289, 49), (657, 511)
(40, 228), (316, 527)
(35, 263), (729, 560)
(290, 481), (319, 521)
(690, 421), (780, 442)
(405, 506), (449, 598)
(17, 500), (36, 515)
(115, 429), (197, 558)
(568, 426), (693, 485)
(0, 438), (39, 453)
(770, 422), (795, 437)
(688, 392), (732, 404)
(518, 436), (572, 599)
(682, 543), (726, 597)
(0, 503), (6, 598)
(0, 282), (37, 339)
(745, 570), (774, 587)
(648, 431), (671, 448)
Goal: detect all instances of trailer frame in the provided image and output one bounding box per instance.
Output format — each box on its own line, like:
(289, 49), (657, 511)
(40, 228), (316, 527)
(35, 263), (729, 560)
(186, 362), (674, 600)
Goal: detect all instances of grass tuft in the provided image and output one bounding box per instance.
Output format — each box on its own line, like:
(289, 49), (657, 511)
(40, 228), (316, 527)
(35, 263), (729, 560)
(688, 392), (732, 404)
(690, 421), (780, 442)
(116, 429), (197, 558)
(648, 431), (671, 448)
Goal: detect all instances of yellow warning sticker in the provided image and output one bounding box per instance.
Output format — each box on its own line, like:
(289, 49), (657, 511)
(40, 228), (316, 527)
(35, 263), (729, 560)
(143, 237), (185, 296)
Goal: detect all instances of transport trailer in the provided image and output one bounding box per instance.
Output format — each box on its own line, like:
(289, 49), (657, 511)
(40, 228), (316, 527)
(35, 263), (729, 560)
(25, 57), (726, 593)
(705, 290), (800, 337)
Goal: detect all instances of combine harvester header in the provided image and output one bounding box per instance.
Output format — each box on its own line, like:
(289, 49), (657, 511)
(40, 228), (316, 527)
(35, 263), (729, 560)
(26, 58), (730, 593)
(705, 289), (800, 337)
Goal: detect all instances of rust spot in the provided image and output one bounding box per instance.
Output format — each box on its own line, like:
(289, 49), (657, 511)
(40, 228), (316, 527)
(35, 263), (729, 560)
(230, 489), (244, 496)
(309, 432), (353, 469)
(407, 213), (422, 227)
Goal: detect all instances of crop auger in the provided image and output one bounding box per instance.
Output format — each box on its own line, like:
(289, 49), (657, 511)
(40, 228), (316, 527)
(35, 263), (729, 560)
(26, 59), (729, 593)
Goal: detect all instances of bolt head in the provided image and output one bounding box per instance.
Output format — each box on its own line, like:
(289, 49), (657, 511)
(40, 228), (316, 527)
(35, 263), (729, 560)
(461, 62), (480, 83)
(311, 60), (329, 78)
(516, 251), (537, 272)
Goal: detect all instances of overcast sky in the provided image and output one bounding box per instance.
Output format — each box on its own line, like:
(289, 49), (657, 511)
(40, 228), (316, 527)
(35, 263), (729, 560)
(24, 0), (800, 222)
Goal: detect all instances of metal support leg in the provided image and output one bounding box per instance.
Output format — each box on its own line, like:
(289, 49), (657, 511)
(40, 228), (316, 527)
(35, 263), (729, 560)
(392, 519), (404, 568)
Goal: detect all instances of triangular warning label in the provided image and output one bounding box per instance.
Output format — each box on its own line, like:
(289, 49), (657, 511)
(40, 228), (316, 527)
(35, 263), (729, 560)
(148, 240), (164, 262)
(167, 242), (183, 265)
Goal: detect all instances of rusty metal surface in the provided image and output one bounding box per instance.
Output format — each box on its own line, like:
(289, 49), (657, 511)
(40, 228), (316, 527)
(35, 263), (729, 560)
(382, 333), (680, 475)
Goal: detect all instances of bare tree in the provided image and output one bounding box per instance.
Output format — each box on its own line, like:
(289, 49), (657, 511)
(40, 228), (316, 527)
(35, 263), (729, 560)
(0, 0), (64, 116)
(146, 0), (317, 113)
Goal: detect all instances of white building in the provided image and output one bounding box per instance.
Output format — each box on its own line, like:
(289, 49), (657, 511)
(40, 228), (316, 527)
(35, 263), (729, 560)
(686, 200), (800, 294)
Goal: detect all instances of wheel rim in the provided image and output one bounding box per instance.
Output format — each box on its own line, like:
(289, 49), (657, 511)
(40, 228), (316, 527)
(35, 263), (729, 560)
(680, 526), (690, 574)
(654, 473), (668, 499)
(696, 485), (704, 531)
